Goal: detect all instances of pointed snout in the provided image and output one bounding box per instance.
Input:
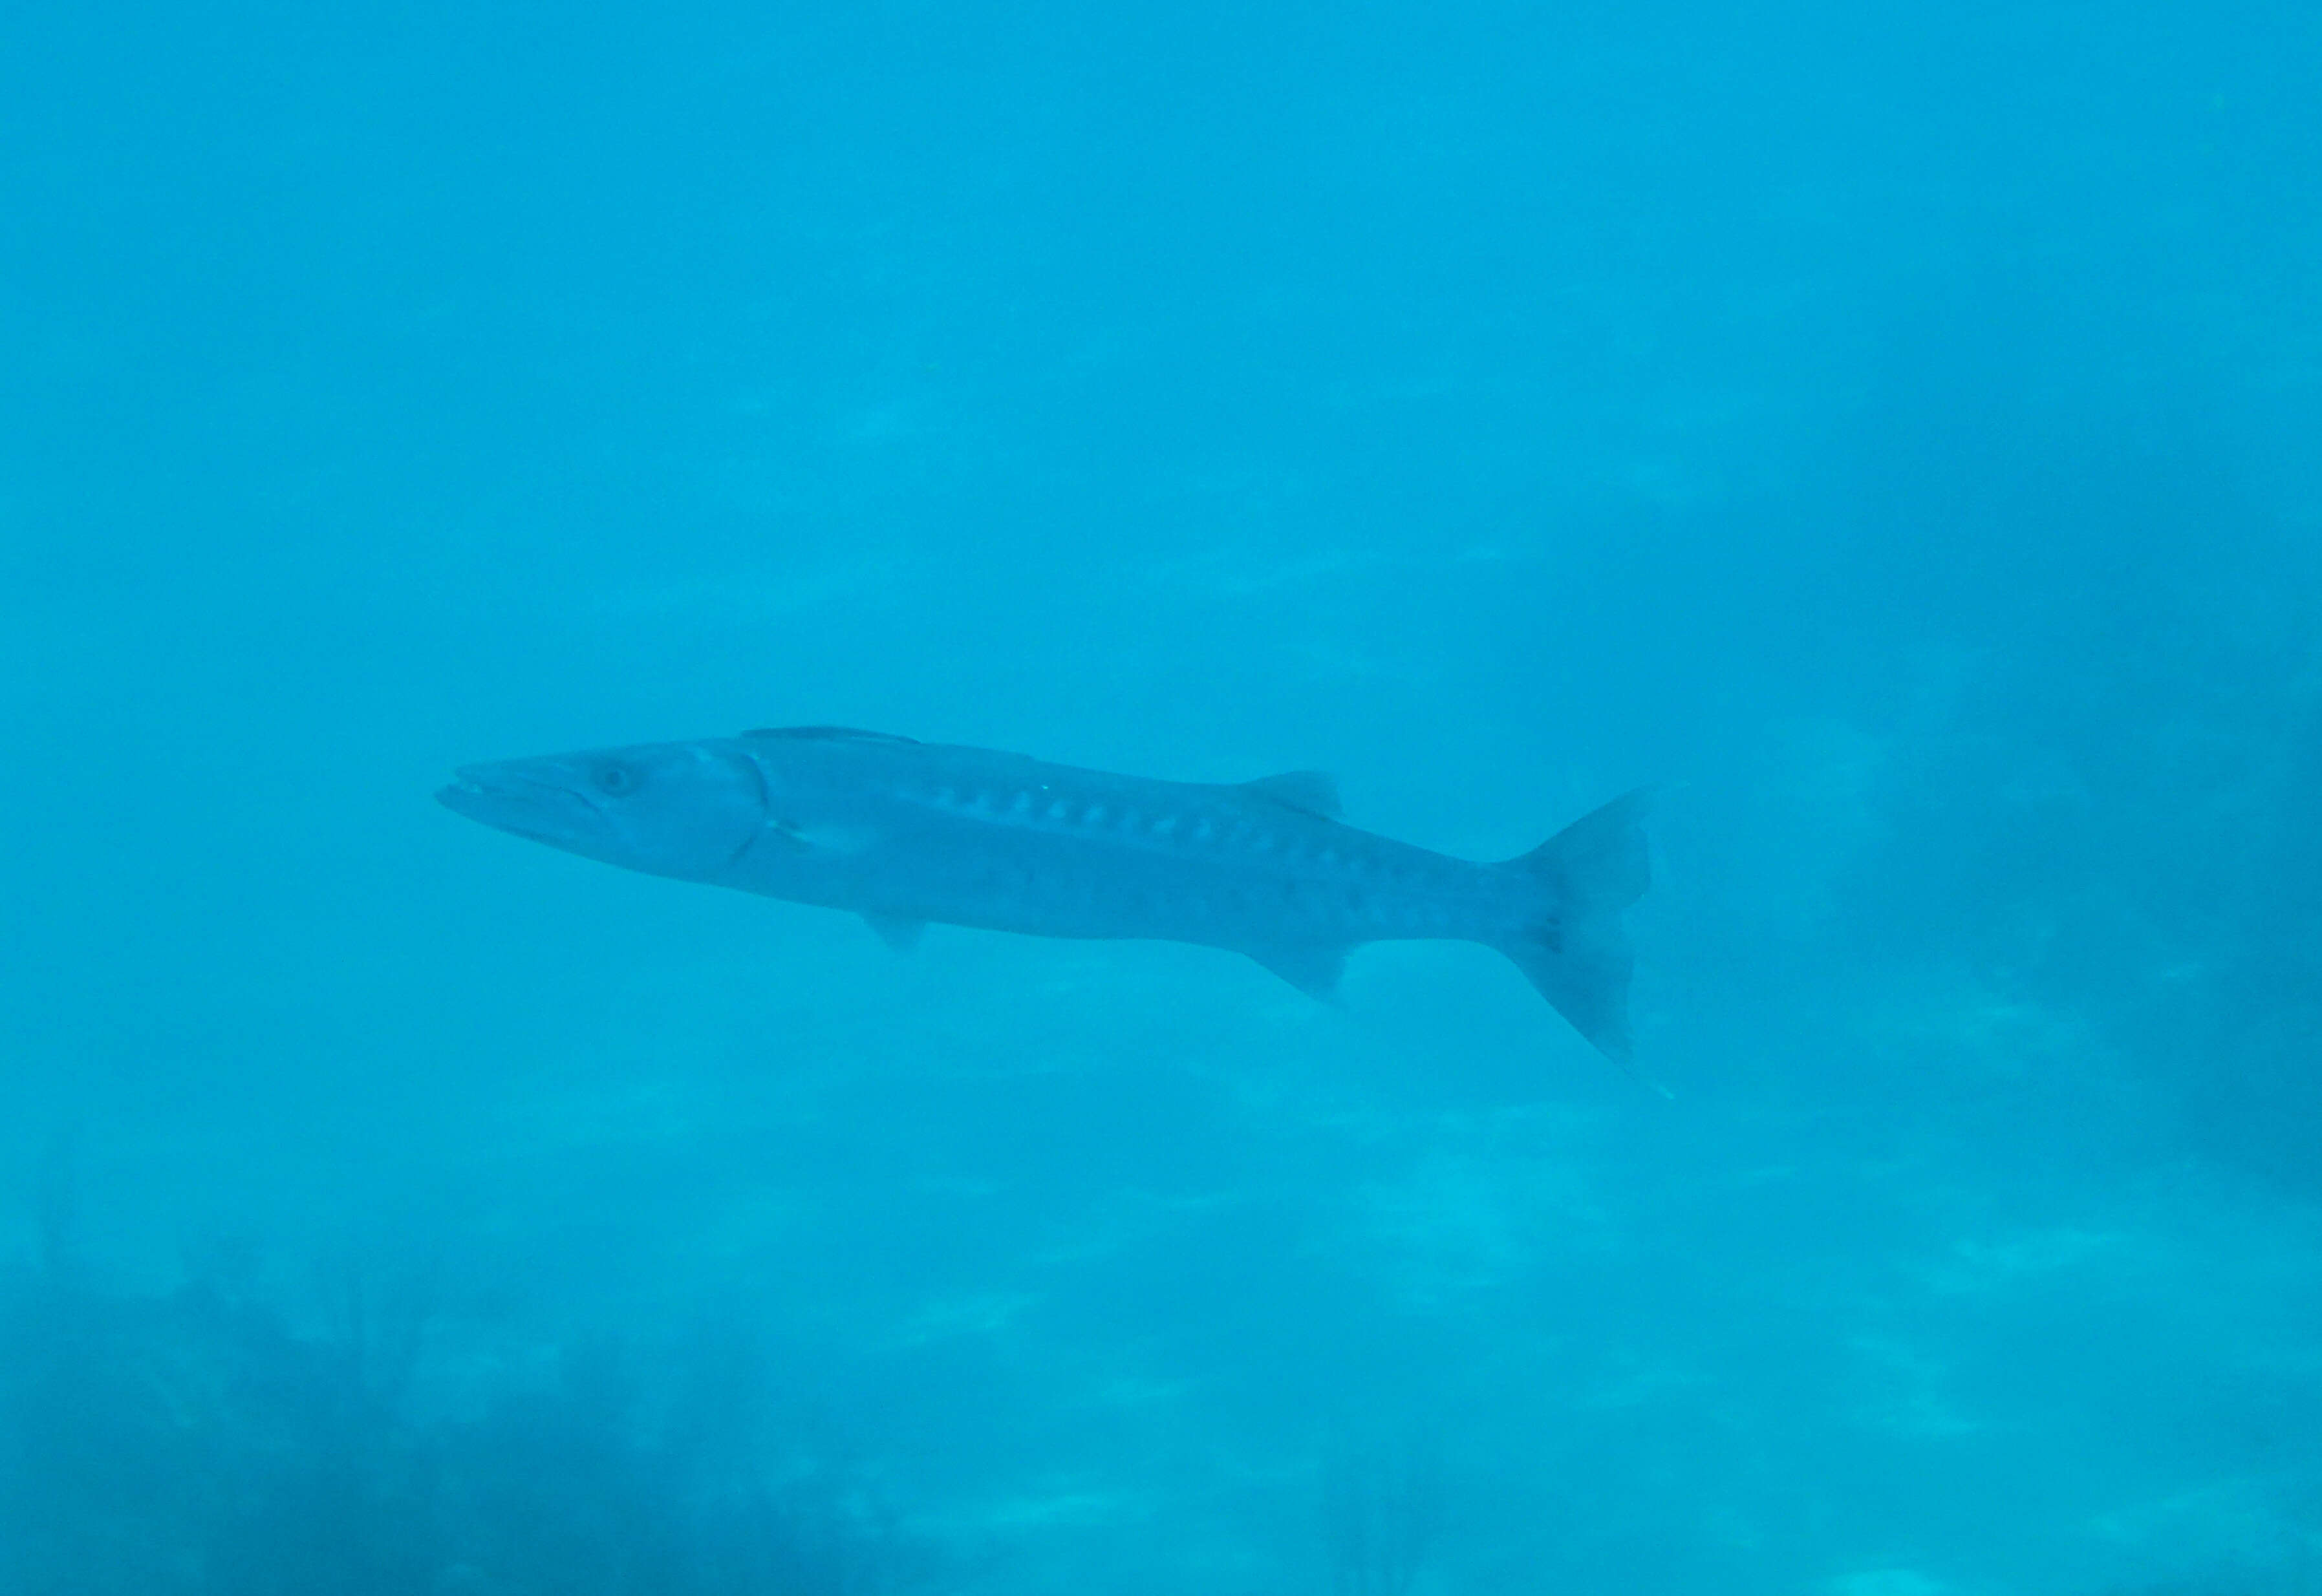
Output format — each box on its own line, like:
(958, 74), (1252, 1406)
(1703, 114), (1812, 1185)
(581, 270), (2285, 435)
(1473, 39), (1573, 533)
(436, 759), (606, 850)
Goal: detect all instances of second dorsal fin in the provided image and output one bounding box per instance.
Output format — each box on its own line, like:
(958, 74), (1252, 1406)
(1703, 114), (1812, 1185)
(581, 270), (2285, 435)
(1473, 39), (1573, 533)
(743, 725), (920, 745)
(1240, 770), (1342, 818)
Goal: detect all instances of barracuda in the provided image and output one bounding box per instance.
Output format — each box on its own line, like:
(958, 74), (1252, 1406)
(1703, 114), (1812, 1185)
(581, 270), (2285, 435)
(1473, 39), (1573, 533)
(439, 727), (1650, 1061)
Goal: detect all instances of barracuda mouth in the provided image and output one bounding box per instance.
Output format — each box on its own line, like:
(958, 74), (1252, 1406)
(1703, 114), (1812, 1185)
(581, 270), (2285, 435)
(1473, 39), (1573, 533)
(436, 764), (607, 849)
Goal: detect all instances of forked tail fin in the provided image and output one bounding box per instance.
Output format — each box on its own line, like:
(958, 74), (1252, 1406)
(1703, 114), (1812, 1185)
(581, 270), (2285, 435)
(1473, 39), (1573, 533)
(1494, 789), (1652, 1063)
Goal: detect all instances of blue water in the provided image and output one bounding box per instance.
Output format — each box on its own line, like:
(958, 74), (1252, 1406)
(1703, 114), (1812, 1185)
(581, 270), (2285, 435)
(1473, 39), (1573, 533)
(6, 3), (2320, 1591)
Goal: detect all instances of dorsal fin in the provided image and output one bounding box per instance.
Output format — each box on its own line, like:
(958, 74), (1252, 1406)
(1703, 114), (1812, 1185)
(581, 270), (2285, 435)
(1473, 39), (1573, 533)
(1240, 770), (1341, 818)
(742, 725), (920, 745)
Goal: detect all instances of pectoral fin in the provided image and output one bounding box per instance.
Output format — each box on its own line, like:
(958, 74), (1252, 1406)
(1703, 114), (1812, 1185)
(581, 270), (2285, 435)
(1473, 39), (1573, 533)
(770, 820), (877, 855)
(863, 913), (927, 952)
(1245, 942), (1350, 1001)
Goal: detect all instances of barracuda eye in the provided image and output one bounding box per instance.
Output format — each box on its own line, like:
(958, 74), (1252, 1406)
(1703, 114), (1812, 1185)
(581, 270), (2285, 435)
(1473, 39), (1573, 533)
(594, 762), (641, 796)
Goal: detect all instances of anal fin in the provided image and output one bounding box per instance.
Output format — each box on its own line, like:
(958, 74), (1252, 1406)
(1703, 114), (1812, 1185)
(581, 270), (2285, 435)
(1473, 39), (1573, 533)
(1245, 942), (1351, 1001)
(863, 913), (927, 952)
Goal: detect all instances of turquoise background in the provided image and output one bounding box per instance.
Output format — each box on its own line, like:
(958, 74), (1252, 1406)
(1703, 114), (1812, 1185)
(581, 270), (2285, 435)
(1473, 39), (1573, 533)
(5, 3), (2320, 1591)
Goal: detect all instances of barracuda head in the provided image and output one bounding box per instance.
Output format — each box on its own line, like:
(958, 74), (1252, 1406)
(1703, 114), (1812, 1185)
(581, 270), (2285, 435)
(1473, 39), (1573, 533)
(438, 739), (767, 882)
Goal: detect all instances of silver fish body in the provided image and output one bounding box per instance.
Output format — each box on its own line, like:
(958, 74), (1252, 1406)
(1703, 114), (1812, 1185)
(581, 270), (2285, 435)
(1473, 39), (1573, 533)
(440, 727), (1649, 1060)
